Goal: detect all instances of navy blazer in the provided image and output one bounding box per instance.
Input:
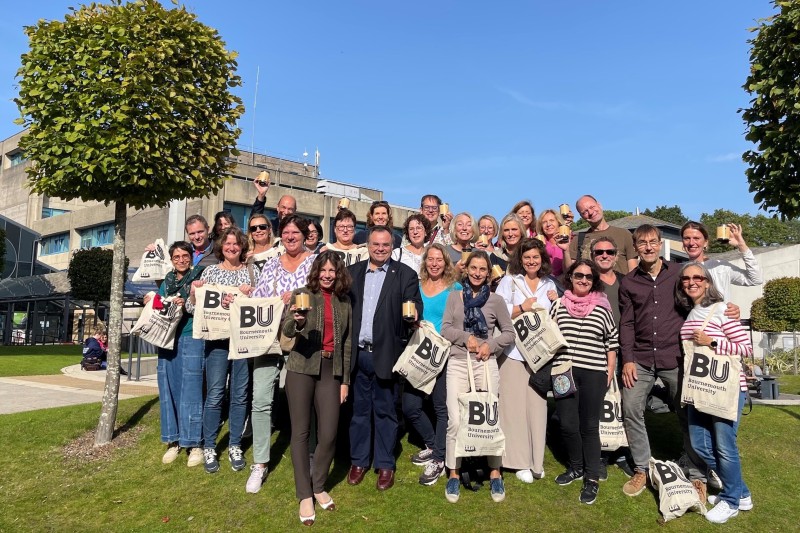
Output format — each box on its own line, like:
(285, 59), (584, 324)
(348, 258), (422, 380)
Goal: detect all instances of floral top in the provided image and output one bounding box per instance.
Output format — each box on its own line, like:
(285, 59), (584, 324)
(253, 254), (317, 298)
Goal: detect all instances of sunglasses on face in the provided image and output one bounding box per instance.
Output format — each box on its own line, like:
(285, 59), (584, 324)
(571, 272), (594, 281)
(249, 224), (269, 232)
(680, 275), (708, 284)
(592, 248), (617, 257)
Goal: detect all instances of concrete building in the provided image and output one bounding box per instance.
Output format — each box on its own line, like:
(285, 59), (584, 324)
(1, 129), (417, 272)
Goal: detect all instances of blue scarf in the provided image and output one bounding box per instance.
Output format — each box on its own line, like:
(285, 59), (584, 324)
(463, 284), (490, 339)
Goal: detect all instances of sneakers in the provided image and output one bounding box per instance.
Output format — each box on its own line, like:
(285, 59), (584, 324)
(708, 494), (753, 511)
(555, 468), (584, 486)
(622, 469), (648, 496)
(246, 464), (268, 493)
(598, 460), (608, 482)
(580, 480), (599, 505)
(445, 477), (460, 503)
(615, 457), (635, 478)
(708, 469), (723, 491)
(419, 460), (445, 486)
(162, 443), (181, 464)
(515, 469), (534, 484)
(203, 448), (219, 473)
(187, 447), (204, 467)
(692, 479), (707, 504)
(411, 447), (434, 466)
(532, 469), (545, 480)
(489, 477), (505, 502)
(706, 499), (739, 524)
(228, 445), (246, 472)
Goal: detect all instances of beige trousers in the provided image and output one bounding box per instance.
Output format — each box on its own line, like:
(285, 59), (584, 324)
(498, 356), (547, 473)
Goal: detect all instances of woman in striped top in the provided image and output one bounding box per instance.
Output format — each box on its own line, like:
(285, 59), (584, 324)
(549, 259), (618, 505)
(675, 261), (752, 524)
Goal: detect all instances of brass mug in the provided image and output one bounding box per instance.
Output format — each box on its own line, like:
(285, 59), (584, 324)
(256, 170), (270, 186)
(294, 293), (311, 311)
(439, 203), (449, 216)
(338, 197), (350, 210)
(402, 300), (416, 320)
(478, 235), (489, 246)
(559, 203), (570, 217)
(461, 251), (471, 264)
(557, 225), (571, 242)
(716, 225), (730, 243)
(491, 264), (505, 281)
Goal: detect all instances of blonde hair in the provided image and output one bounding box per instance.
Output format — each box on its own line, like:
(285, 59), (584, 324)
(420, 243), (459, 287)
(246, 214), (272, 250)
(448, 212), (477, 244)
(535, 209), (566, 236)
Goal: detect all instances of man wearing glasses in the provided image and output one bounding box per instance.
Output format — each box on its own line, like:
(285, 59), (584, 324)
(569, 195), (637, 274)
(618, 224), (709, 500)
(418, 194), (453, 246)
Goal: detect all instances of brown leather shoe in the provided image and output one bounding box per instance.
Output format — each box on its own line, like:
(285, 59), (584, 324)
(347, 465), (368, 485)
(376, 468), (395, 491)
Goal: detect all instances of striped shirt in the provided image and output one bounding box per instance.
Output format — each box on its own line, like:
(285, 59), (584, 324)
(550, 301), (619, 373)
(680, 304), (752, 391)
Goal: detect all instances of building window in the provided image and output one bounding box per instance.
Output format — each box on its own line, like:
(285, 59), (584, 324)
(41, 207), (70, 219)
(40, 233), (69, 256)
(222, 202), (278, 230)
(79, 223), (114, 249)
(7, 151), (27, 167)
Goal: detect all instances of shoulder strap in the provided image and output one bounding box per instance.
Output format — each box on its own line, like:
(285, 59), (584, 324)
(246, 261), (256, 287)
(576, 232), (587, 260)
(699, 303), (721, 332)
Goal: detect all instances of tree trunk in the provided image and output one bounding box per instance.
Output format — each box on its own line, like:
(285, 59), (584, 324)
(94, 201), (127, 446)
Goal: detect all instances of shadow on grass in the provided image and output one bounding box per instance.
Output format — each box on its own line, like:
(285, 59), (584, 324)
(776, 406), (800, 421)
(113, 397), (158, 439)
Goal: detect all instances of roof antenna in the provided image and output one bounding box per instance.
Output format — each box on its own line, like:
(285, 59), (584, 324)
(250, 66), (260, 157)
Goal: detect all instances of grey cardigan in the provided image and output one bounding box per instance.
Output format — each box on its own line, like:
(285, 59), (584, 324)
(441, 289), (515, 360)
(282, 288), (353, 385)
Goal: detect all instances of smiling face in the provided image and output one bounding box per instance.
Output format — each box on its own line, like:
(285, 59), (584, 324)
(249, 216), (271, 246)
(281, 222), (304, 255)
(576, 196), (604, 227)
(186, 221), (209, 250)
(466, 255), (490, 290)
(335, 218), (355, 246)
(591, 243), (617, 273)
(407, 218), (427, 247)
(318, 260), (337, 291)
(170, 247), (192, 274)
(635, 231), (662, 264)
(277, 195), (297, 220)
(680, 265), (709, 304)
(305, 225), (320, 248)
(454, 214), (474, 245)
(222, 234), (242, 264)
(368, 229), (393, 267)
(571, 263), (594, 297)
(372, 206), (389, 226)
(502, 221), (522, 248)
(682, 228), (707, 261)
(478, 217), (496, 239)
(420, 199), (440, 224)
(540, 212), (559, 238)
(521, 247), (542, 278)
(516, 205), (533, 229)
(425, 247), (446, 281)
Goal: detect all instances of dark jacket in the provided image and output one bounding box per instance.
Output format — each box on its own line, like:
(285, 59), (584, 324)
(282, 288), (353, 385)
(348, 259), (422, 380)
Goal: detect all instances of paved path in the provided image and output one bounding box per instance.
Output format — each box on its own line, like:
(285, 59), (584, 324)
(0, 364), (157, 415)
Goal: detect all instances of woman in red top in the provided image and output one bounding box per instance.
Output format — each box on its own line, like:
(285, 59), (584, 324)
(282, 251), (353, 526)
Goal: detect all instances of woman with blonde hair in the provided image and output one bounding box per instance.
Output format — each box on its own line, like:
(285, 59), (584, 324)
(536, 209), (571, 277)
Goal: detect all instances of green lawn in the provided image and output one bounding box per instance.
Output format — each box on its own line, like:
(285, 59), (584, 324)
(1, 394), (797, 532)
(0, 345), (145, 377)
(777, 374), (800, 395)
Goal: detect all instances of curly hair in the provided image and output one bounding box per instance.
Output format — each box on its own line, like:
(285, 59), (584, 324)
(508, 238), (552, 277)
(419, 243), (458, 286)
(563, 259), (604, 294)
(214, 227), (249, 262)
(403, 213), (432, 242)
(306, 251), (352, 297)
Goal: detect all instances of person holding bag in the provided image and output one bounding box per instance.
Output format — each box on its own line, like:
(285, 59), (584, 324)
(495, 238), (557, 484)
(283, 251), (352, 526)
(441, 251), (515, 503)
(549, 259), (618, 505)
(675, 261), (753, 524)
(403, 244), (461, 486)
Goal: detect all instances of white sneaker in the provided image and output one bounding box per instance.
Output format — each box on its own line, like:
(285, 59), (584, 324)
(162, 444), (181, 464)
(706, 500), (739, 524)
(708, 494), (753, 511)
(187, 447), (204, 467)
(246, 464), (268, 493)
(515, 469), (534, 483)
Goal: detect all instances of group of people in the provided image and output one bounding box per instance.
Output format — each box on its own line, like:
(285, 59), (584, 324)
(144, 181), (762, 525)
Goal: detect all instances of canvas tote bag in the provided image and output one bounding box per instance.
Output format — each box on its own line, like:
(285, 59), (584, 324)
(132, 238), (172, 282)
(681, 304), (742, 422)
(599, 374), (629, 451)
(455, 359), (505, 458)
(393, 320), (451, 394)
(648, 457), (706, 522)
(192, 284), (245, 341)
(131, 291), (183, 349)
(228, 296), (285, 360)
(510, 279), (568, 372)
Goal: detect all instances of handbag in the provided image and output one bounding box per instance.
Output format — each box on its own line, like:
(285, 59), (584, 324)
(454, 359), (505, 458)
(551, 358), (577, 399)
(528, 359), (553, 397)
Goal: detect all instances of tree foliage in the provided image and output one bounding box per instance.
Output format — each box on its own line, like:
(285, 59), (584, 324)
(573, 209), (632, 231)
(642, 205), (688, 226)
(763, 277), (800, 330)
(67, 248), (128, 305)
(742, 1), (800, 219)
(700, 208), (800, 253)
(14, 0), (244, 210)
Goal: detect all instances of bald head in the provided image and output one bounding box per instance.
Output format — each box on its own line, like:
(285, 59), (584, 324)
(277, 195), (297, 220)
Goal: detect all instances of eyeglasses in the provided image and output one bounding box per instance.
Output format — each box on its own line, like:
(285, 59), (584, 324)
(571, 272), (594, 281)
(680, 275), (708, 284)
(421, 204), (439, 212)
(307, 230), (319, 237)
(336, 225), (355, 232)
(249, 224), (269, 232)
(592, 249), (617, 257)
(172, 256), (191, 262)
(635, 239), (661, 248)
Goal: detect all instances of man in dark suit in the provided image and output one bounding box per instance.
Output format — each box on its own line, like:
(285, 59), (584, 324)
(346, 225), (422, 491)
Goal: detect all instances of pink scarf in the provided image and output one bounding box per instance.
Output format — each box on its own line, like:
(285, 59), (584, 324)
(562, 290), (611, 318)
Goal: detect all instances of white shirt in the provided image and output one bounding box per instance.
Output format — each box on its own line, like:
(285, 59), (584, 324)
(391, 246), (424, 275)
(495, 274), (556, 362)
(705, 249), (763, 302)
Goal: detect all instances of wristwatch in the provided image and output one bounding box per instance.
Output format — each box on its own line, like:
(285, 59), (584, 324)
(710, 340), (718, 349)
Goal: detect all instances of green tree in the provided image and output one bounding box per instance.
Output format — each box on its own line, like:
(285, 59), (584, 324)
(15, 0), (244, 445)
(642, 205), (688, 226)
(573, 209), (632, 231)
(700, 208), (800, 252)
(742, 1), (800, 219)
(67, 248), (129, 324)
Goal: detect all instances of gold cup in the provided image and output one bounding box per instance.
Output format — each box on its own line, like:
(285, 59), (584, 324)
(491, 264), (505, 281)
(256, 171), (270, 186)
(402, 300), (416, 320)
(478, 234), (489, 246)
(439, 203), (449, 216)
(557, 225), (571, 242)
(461, 251), (471, 264)
(716, 225), (730, 243)
(536, 234), (546, 243)
(338, 197), (350, 210)
(559, 203), (570, 217)
(294, 292), (311, 311)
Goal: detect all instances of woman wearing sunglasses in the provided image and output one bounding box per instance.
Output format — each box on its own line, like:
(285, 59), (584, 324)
(353, 200), (401, 248)
(247, 214), (279, 262)
(675, 262), (752, 524)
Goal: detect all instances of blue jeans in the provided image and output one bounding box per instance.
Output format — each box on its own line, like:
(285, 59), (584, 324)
(402, 369), (447, 463)
(203, 340), (249, 449)
(157, 335), (205, 447)
(688, 390), (750, 508)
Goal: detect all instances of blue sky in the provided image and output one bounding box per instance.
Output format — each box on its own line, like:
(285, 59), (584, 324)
(0, 1), (778, 221)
